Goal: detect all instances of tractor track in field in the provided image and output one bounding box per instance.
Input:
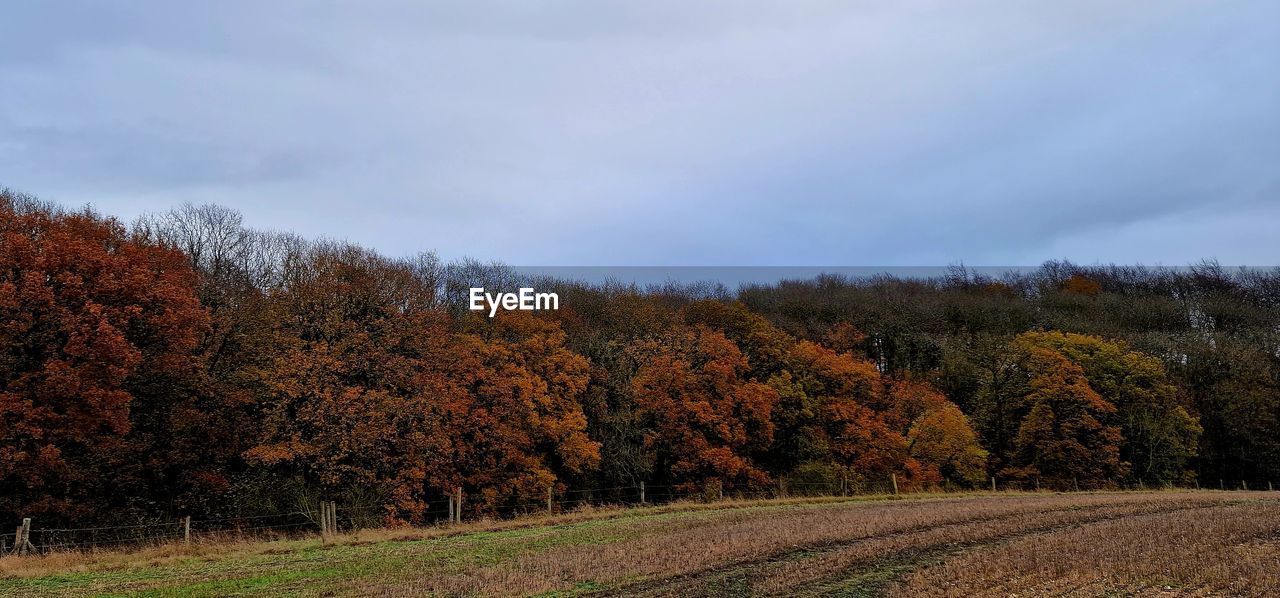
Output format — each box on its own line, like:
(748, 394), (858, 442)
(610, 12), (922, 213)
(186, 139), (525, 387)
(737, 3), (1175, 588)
(591, 498), (1250, 598)
(783, 500), (1251, 598)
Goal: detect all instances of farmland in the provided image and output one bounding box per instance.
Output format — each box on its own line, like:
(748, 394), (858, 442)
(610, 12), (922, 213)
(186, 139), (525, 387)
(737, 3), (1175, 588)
(3, 490), (1278, 597)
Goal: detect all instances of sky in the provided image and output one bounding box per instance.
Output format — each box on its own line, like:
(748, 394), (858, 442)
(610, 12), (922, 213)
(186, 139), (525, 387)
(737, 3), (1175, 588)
(2, 1), (1278, 266)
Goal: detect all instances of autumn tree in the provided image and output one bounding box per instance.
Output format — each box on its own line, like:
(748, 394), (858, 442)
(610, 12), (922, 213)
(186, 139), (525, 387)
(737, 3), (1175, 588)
(685, 301), (982, 488)
(246, 242), (599, 520)
(445, 311), (600, 513)
(1061, 274), (1102, 297)
(1017, 331), (1200, 484)
(244, 242), (449, 520)
(630, 325), (777, 493)
(997, 343), (1127, 487)
(907, 403), (988, 485)
(682, 300), (794, 379)
(132, 204), (306, 515)
(0, 192), (208, 522)
(771, 341), (921, 487)
(887, 380), (987, 485)
(8, 190), (1280, 523)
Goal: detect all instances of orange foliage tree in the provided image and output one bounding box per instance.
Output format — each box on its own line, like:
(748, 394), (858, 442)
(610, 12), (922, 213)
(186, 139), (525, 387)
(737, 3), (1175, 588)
(1017, 331), (1199, 484)
(1000, 342), (1127, 486)
(683, 301), (984, 489)
(888, 380), (988, 485)
(445, 312), (600, 513)
(244, 244), (450, 520)
(775, 341), (923, 487)
(0, 196), (207, 521)
(630, 325), (777, 493)
(245, 244), (598, 521)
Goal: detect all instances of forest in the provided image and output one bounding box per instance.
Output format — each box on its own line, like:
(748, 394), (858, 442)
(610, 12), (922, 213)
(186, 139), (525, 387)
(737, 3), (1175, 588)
(3, 189), (1278, 527)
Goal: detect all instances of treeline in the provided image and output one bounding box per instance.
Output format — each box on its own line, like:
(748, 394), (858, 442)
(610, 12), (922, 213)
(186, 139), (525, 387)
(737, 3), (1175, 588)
(2, 190), (1278, 526)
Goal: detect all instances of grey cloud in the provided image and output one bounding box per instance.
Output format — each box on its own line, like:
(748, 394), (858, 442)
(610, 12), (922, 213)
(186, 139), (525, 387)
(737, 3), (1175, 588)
(1, 1), (1276, 265)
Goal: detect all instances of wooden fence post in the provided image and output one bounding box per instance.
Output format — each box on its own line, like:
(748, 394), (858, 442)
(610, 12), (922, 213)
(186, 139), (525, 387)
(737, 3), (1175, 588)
(455, 487), (463, 523)
(319, 502), (329, 539)
(329, 501), (337, 535)
(1243, 480), (1248, 491)
(447, 494), (455, 523)
(639, 481), (645, 505)
(547, 486), (553, 515)
(891, 474), (898, 495)
(991, 477), (996, 492)
(1269, 481), (1273, 492)
(183, 516), (191, 544)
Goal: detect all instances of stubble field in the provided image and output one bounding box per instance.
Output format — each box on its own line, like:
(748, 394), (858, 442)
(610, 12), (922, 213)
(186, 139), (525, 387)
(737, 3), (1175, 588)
(2, 490), (1277, 597)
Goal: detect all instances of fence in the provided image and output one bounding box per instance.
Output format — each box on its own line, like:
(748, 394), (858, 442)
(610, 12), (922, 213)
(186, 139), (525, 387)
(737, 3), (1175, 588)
(3, 476), (1274, 556)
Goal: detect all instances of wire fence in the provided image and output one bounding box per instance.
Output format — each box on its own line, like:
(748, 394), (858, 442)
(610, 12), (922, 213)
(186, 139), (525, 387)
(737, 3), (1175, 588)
(3, 476), (1273, 556)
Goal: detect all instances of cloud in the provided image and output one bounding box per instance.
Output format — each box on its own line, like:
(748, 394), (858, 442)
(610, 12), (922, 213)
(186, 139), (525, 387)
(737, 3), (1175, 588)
(1, 1), (1277, 265)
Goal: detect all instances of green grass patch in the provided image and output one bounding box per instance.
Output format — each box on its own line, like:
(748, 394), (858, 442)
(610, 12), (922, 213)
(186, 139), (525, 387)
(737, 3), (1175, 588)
(0, 494), (972, 597)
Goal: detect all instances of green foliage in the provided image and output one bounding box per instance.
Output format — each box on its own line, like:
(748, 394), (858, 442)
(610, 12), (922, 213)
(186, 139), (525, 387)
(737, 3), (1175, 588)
(1017, 331), (1200, 484)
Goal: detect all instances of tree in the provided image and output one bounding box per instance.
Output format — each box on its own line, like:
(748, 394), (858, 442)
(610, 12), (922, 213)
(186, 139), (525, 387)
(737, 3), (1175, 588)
(1017, 331), (1200, 484)
(246, 244), (600, 521)
(447, 312), (600, 513)
(907, 403), (988, 485)
(682, 300), (794, 379)
(1002, 345), (1126, 487)
(777, 341), (923, 487)
(888, 380), (987, 486)
(630, 326), (777, 493)
(0, 194), (208, 522)
(132, 203), (300, 516)
(1061, 274), (1102, 297)
(244, 243), (450, 521)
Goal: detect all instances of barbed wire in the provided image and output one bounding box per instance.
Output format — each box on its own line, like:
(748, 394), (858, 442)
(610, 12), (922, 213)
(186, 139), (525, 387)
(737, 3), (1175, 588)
(37, 521), (179, 533)
(189, 511), (307, 524)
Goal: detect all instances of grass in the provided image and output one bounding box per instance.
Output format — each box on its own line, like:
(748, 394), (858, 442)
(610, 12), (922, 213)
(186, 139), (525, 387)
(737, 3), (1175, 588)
(1, 490), (1276, 597)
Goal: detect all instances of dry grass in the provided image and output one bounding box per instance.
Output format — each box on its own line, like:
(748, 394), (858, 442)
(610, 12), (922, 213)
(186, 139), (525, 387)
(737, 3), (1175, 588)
(0, 494), (875, 581)
(372, 492), (1262, 597)
(743, 496), (1243, 596)
(1, 490), (1275, 597)
(897, 500), (1280, 597)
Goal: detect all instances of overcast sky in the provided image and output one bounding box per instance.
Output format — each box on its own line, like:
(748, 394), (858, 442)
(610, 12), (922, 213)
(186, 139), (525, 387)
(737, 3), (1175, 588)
(2, 1), (1277, 266)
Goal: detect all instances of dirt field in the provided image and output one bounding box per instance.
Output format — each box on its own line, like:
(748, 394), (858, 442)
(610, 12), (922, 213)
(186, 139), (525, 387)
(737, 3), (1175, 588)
(2, 491), (1277, 597)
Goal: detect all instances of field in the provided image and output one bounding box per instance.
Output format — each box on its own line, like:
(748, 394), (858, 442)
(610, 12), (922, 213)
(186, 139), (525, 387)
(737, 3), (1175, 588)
(2, 491), (1278, 597)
